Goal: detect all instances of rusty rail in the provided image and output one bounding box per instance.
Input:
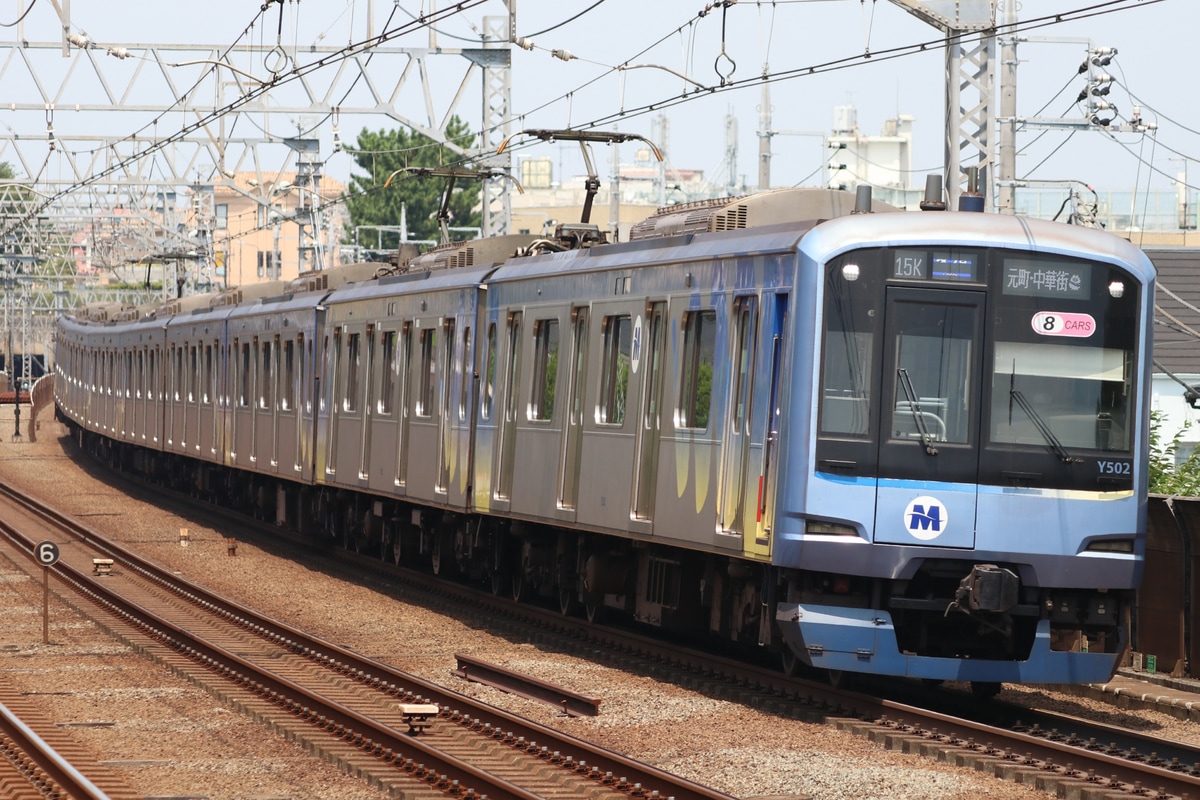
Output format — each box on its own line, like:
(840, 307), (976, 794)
(0, 699), (114, 800)
(453, 652), (602, 717)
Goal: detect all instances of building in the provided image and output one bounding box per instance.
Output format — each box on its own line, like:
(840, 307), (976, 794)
(210, 172), (347, 288)
(826, 104), (920, 208)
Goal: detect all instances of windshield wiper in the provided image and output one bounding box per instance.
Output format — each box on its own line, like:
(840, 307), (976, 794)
(896, 368), (938, 456)
(1009, 389), (1081, 464)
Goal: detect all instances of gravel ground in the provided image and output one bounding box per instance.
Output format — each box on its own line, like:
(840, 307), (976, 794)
(0, 406), (1151, 800)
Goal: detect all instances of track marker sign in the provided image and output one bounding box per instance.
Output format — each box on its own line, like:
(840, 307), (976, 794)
(35, 540), (60, 566)
(34, 541), (59, 644)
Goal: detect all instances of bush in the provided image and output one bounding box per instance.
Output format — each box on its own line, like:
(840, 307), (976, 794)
(1149, 411), (1200, 496)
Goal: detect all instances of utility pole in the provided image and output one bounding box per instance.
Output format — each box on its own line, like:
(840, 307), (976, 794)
(758, 78), (772, 191)
(996, 2), (1018, 214)
(609, 134), (621, 241)
(725, 111), (739, 196)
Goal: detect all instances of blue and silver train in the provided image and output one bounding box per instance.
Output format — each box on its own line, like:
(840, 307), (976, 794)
(55, 186), (1154, 690)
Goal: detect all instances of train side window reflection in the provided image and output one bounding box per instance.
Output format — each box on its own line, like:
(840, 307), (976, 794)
(530, 318), (560, 421)
(417, 328), (437, 418)
(261, 339), (274, 411)
(598, 314), (631, 425)
(239, 342), (251, 409)
(379, 331), (396, 416)
(345, 332), (360, 413)
(677, 310), (716, 430)
(482, 323), (497, 421)
(281, 340), (295, 412)
(458, 326), (471, 421)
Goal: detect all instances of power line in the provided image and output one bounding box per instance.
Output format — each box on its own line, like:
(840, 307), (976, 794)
(0, 0), (489, 239)
(0, 0), (38, 27)
(524, 0), (610, 38)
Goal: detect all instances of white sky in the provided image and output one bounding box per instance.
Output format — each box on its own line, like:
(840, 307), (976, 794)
(4, 0), (1196, 196)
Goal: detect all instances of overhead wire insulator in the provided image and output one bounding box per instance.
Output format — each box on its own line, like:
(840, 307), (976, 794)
(551, 49), (575, 62)
(67, 33), (91, 49)
(1089, 74), (1114, 96)
(1089, 46), (1117, 67)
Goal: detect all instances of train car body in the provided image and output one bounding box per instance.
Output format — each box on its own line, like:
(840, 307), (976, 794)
(54, 188), (1154, 689)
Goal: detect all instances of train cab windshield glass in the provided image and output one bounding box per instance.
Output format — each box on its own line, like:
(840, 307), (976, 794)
(816, 246), (1140, 491)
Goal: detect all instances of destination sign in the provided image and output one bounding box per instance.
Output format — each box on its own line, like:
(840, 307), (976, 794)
(1003, 258), (1092, 298)
(892, 250), (978, 283)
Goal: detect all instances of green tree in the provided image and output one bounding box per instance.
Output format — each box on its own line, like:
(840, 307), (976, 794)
(344, 119), (481, 247)
(1149, 411), (1200, 496)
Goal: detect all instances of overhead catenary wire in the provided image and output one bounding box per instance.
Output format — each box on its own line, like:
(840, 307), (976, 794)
(483, 0), (1167, 163)
(0, 0), (489, 239)
(6, 0), (1177, 246)
(0, 0), (37, 27)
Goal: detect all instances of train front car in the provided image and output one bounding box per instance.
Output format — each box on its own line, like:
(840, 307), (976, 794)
(775, 210), (1154, 687)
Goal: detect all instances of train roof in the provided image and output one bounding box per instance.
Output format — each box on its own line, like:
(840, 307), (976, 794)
(802, 210), (1157, 282)
(627, 187), (898, 241)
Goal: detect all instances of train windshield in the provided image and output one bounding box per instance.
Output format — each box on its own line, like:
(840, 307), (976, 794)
(816, 246), (1141, 491)
(989, 255), (1136, 455)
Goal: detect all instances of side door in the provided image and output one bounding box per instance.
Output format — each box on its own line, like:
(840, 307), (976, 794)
(557, 306), (589, 518)
(873, 286), (985, 549)
(718, 296), (758, 536)
(492, 310), (522, 509)
(631, 301), (667, 524)
(749, 293), (788, 556)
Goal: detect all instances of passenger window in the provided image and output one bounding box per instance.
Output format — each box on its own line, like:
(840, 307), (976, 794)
(598, 314), (631, 426)
(281, 340), (294, 411)
(202, 346), (212, 405)
(239, 342), (251, 408)
(260, 340), (274, 410)
(677, 310), (716, 430)
(417, 328), (437, 418)
(345, 332), (360, 413)
(188, 346), (197, 402)
(482, 323), (497, 421)
(379, 331), (397, 416)
(458, 326), (471, 421)
(530, 318), (560, 421)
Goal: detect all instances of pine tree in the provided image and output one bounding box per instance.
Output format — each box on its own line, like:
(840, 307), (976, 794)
(344, 119), (481, 247)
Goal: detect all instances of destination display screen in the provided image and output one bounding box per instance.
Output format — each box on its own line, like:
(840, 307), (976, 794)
(892, 249), (978, 282)
(1002, 257), (1092, 298)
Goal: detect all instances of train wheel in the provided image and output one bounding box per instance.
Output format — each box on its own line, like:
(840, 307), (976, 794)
(826, 669), (853, 690)
(391, 535), (403, 566)
(511, 571), (524, 602)
(970, 681), (1002, 699)
(558, 586), (576, 616)
(780, 648), (800, 677)
(431, 536), (446, 575)
(490, 569), (507, 596)
(584, 601), (602, 624)
(341, 506), (359, 551)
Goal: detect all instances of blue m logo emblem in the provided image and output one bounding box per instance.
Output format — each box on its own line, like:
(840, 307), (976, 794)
(908, 504), (941, 531)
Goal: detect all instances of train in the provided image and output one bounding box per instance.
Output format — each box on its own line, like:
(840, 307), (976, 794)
(54, 184), (1155, 693)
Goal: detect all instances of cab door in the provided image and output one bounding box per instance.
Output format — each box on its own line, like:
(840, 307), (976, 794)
(873, 287), (984, 549)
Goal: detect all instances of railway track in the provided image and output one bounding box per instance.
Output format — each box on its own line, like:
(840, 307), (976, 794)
(0, 689), (119, 800)
(0, 480), (734, 800)
(258, 518), (1200, 800)
(10, 458), (1200, 799)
